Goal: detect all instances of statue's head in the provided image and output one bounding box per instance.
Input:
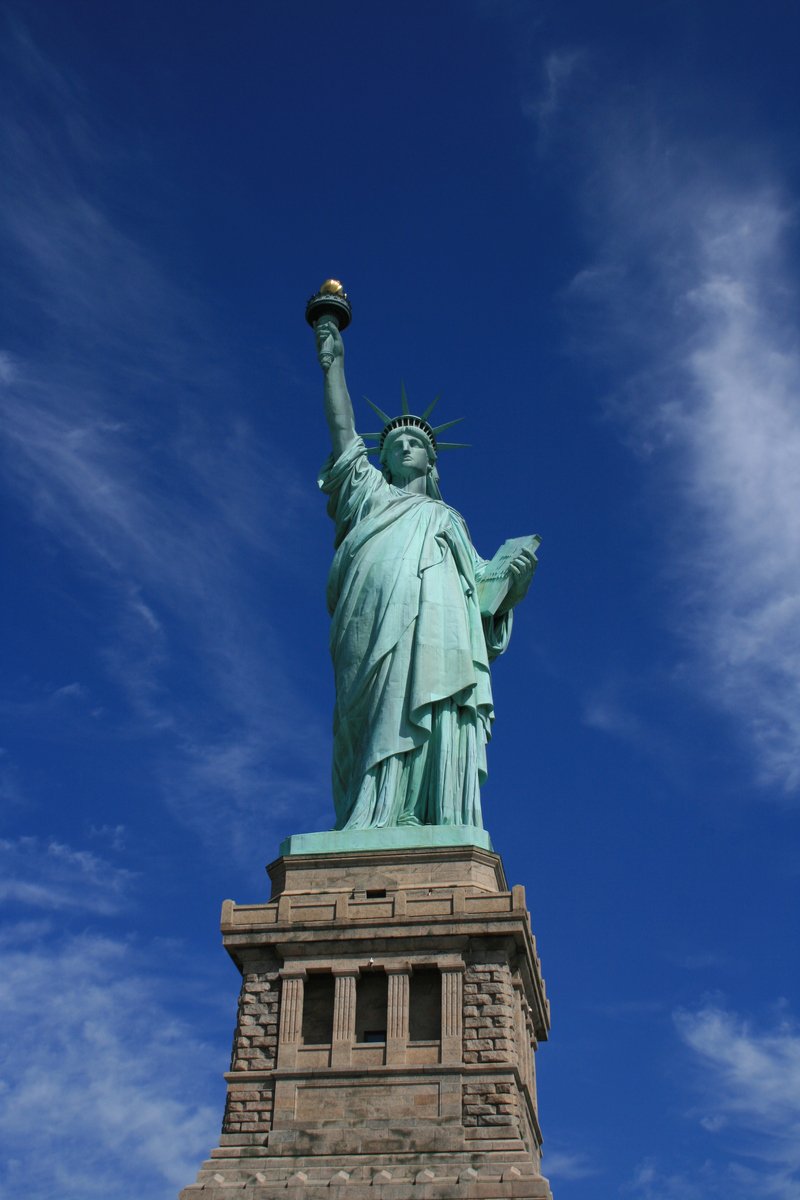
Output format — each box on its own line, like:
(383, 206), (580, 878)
(380, 426), (440, 495)
(380, 424), (436, 472)
(362, 387), (466, 501)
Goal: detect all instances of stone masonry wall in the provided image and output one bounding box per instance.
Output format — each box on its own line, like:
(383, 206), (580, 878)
(462, 962), (521, 1133)
(222, 967), (279, 1136)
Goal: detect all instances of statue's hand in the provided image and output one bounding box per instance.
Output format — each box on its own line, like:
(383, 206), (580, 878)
(315, 317), (344, 373)
(499, 549), (537, 613)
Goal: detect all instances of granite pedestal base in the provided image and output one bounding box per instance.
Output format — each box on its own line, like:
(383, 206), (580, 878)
(180, 844), (552, 1200)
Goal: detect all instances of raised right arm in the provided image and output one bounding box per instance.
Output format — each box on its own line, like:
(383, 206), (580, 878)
(315, 317), (357, 460)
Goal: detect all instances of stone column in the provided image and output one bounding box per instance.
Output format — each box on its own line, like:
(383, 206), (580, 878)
(276, 967), (306, 1068)
(331, 966), (359, 1067)
(440, 961), (465, 1065)
(386, 963), (410, 1065)
(512, 978), (530, 1093)
(527, 1017), (539, 1108)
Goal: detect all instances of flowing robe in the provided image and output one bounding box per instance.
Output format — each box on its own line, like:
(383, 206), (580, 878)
(319, 439), (512, 831)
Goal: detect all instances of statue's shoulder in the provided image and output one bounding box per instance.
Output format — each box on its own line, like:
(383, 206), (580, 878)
(320, 437), (371, 486)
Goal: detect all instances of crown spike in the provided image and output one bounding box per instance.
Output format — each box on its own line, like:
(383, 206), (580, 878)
(431, 417), (465, 436)
(421, 394), (440, 421)
(358, 398), (469, 458)
(364, 396), (393, 425)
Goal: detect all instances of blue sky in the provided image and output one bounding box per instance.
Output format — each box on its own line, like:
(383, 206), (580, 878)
(1, 2), (799, 1197)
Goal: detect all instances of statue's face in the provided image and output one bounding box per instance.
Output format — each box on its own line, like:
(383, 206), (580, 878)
(384, 429), (431, 485)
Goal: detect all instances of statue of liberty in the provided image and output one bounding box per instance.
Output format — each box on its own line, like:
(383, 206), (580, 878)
(311, 284), (539, 835)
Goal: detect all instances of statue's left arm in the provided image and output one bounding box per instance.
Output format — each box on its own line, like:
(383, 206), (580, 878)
(475, 546), (537, 661)
(495, 548), (537, 616)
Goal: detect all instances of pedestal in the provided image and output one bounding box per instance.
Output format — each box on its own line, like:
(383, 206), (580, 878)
(179, 844), (552, 1200)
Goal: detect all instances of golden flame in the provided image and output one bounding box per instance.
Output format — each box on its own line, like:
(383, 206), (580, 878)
(320, 279), (345, 295)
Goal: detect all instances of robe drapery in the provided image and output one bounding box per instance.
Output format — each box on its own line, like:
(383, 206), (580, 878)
(319, 439), (512, 831)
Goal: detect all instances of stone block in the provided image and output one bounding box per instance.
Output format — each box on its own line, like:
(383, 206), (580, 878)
(179, 844), (552, 1200)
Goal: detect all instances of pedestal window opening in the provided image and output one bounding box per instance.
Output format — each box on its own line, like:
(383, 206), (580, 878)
(355, 970), (388, 1042)
(409, 967), (441, 1041)
(301, 973), (335, 1044)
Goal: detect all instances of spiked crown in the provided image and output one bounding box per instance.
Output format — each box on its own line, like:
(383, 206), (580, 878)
(361, 383), (469, 457)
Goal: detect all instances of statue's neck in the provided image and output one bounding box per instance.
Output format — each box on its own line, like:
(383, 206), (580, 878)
(394, 475), (428, 496)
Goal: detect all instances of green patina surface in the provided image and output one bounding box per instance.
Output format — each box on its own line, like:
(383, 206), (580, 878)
(279, 824), (493, 857)
(283, 293), (540, 855)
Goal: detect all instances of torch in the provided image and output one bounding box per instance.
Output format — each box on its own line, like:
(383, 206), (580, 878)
(305, 279), (352, 369)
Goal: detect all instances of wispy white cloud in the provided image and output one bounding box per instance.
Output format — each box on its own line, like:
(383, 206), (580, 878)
(541, 84), (800, 796)
(523, 49), (585, 149)
(670, 1004), (800, 1199)
(0, 923), (221, 1200)
(0, 836), (135, 914)
(671, 949), (733, 972)
(625, 1158), (710, 1200)
(543, 1147), (597, 1181)
(0, 23), (331, 849)
(0, 840), (224, 1198)
(672, 204), (800, 793)
(582, 676), (676, 773)
(0, 918), (54, 949)
(89, 823), (127, 851)
(583, 687), (645, 742)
